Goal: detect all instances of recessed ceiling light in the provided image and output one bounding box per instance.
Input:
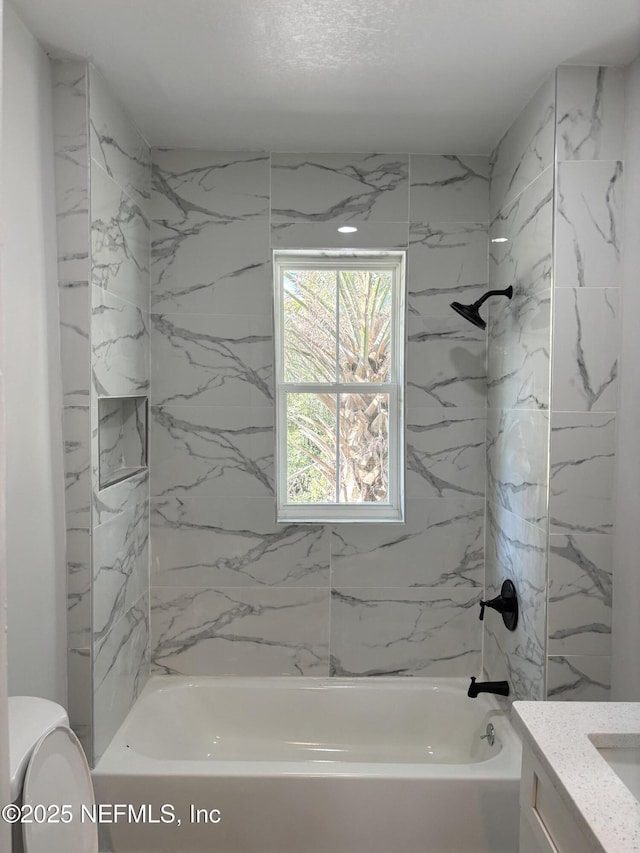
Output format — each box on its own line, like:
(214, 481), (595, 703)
(337, 226), (358, 233)
(491, 237), (508, 243)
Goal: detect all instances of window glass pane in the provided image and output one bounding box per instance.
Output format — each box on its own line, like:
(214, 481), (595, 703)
(338, 392), (389, 503)
(338, 270), (392, 383)
(283, 269), (336, 382)
(286, 393), (337, 503)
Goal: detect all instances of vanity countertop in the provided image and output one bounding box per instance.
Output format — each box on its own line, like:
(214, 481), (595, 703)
(513, 701), (640, 852)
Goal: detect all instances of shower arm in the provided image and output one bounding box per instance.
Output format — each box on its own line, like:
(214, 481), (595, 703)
(469, 286), (513, 311)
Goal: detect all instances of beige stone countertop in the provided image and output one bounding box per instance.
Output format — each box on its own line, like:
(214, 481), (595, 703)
(513, 701), (640, 852)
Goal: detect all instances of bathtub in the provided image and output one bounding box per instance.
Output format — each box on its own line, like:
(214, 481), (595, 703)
(93, 676), (522, 853)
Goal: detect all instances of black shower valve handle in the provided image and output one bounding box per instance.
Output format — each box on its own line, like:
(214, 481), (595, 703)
(479, 600), (486, 621)
(477, 580), (519, 632)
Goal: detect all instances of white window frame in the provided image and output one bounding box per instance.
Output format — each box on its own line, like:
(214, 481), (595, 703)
(274, 249), (406, 523)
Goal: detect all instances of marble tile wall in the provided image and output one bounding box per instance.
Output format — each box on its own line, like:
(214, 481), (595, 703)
(547, 66), (624, 701)
(53, 61), (151, 763)
(149, 150), (489, 678)
(484, 73), (555, 701)
(89, 66), (151, 760)
(52, 60), (92, 755)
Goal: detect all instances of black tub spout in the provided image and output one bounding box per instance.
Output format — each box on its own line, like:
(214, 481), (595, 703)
(467, 676), (510, 698)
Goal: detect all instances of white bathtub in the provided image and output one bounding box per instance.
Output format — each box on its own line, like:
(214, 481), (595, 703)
(93, 676), (522, 853)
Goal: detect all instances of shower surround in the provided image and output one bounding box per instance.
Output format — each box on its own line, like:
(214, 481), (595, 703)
(149, 151), (490, 679)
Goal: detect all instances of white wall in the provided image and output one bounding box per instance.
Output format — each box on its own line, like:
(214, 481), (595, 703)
(0, 0), (12, 845)
(1, 3), (66, 704)
(612, 54), (640, 700)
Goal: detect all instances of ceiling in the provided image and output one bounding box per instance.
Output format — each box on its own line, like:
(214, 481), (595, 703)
(9, 0), (640, 153)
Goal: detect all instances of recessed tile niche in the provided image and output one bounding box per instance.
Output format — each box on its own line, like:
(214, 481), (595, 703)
(98, 396), (148, 489)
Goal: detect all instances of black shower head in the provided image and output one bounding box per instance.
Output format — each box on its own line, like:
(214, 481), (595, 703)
(450, 286), (513, 330)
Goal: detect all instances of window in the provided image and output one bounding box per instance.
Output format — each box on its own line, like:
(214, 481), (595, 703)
(274, 250), (405, 522)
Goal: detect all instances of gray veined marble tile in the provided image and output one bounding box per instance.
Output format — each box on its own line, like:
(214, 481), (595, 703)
(330, 587), (481, 677)
(486, 408), (549, 528)
(151, 313), (273, 407)
(92, 287), (149, 397)
(52, 61), (90, 285)
(406, 408), (486, 498)
(67, 528), (91, 649)
(93, 501), (149, 638)
(64, 404), (92, 528)
(407, 314), (486, 407)
(93, 593), (149, 761)
(92, 468), (149, 527)
(552, 287), (619, 411)
(483, 501), (547, 701)
(98, 397), (146, 486)
(150, 587), (329, 676)
(548, 533), (612, 655)
(489, 166), (553, 297)
(489, 73), (555, 218)
(89, 67), (151, 213)
(487, 294), (551, 411)
(556, 66), (624, 162)
(546, 655), (610, 701)
(151, 219), (270, 315)
(407, 222), (488, 317)
(152, 149), (270, 222)
(149, 405), (274, 498)
(270, 221), (409, 249)
(91, 166), (150, 310)
(409, 155), (489, 223)
(150, 497), (329, 587)
(67, 648), (92, 761)
(271, 152), (409, 223)
(59, 283), (91, 402)
(549, 412), (616, 535)
(330, 498), (484, 588)
(556, 161), (623, 288)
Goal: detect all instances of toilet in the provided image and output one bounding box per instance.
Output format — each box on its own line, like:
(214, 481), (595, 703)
(9, 696), (98, 853)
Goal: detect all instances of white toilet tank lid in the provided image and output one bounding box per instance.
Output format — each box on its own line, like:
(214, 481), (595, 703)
(8, 697), (69, 800)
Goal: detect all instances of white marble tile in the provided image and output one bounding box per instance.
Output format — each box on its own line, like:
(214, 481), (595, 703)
(93, 501), (149, 638)
(151, 313), (273, 407)
(67, 528), (91, 649)
(552, 287), (619, 411)
(59, 283), (91, 403)
(150, 497), (329, 587)
(271, 153), (409, 223)
(490, 74), (555, 218)
(330, 498), (484, 588)
(150, 405), (274, 497)
(89, 67), (151, 213)
(556, 66), (624, 161)
(549, 412), (616, 535)
(483, 501), (547, 701)
(489, 166), (553, 296)
(67, 648), (92, 761)
(407, 315), (486, 407)
(63, 404), (91, 528)
(93, 594), (149, 760)
(407, 222), (488, 317)
(91, 165), (150, 310)
(409, 155), (489, 222)
(330, 587), (481, 677)
(152, 219), (270, 315)
(556, 161), (623, 288)
(152, 149), (270, 221)
(52, 61), (90, 286)
(547, 655), (610, 701)
(270, 220), (409, 249)
(93, 467), (149, 526)
(487, 321), (551, 411)
(486, 408), (549, 528)
(548, 533), (612, 655)
(92, 286), (149, 397)
(150, 587), (329, 676)
(406, 408), (486, 498)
